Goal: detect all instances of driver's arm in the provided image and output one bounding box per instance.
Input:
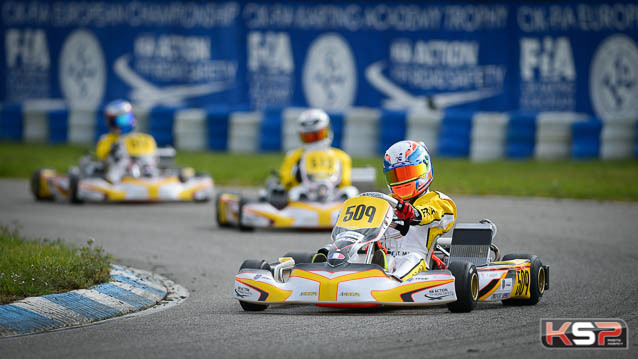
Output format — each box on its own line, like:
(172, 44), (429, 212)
(96, 133), (119, 161)
(280, 149), (304, 190)
(333, 148), (352, 187)
(412, 191), (457, 250)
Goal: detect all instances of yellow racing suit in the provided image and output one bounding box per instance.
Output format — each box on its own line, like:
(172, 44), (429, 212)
(382, 190), (457, 280)
(279, 147), (352, 190)
(95, 132), (158, 182)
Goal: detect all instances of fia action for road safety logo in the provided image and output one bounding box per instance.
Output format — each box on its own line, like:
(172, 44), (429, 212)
(540, 318), (628, 349)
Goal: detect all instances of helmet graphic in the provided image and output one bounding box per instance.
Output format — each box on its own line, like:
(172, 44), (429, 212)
(297, 109), (332, 147)
(104, 99), (135, 134)
(383, 140), (433, 200)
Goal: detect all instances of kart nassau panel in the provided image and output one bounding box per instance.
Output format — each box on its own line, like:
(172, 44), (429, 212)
(234, 264), (457, 306)
(36, 170), (213, 202)
(242, 201), (344, 228)
(476, 259), (532, 301)
(77, 176), (213, 202)
(217, 192), (345, 229)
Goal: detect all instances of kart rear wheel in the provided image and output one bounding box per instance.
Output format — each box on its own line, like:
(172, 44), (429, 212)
(238, 198), (254, 232)
(501, 254), (546, 306)
(282, 252), (315, 264)
(238, 259), (270, 312)
(447, 261), (479, 313)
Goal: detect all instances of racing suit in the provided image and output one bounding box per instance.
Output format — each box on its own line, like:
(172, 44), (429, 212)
(382, 190), (457, 281)
(279, 147), (352, 191)
(96, 132), (157, 183)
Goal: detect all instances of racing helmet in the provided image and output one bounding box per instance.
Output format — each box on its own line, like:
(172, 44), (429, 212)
(297, 109), (332, 147)
(383, 140), (433, 200)
(104, 99), (135, 134)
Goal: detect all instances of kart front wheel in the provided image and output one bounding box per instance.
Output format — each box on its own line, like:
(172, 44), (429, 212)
(238, 260), (270, 312)
(238, 198), (254, 232)
(215, 194), (232, 228)
(501, 254), (546, 306)
(69, 174), (83, 204)
(447, 261), (479, 313)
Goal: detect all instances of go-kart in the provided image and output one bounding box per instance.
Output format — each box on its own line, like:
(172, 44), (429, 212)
(31, 137), (214, 204)
(233, 192), (549, 312)
(216, 149), (359, 230)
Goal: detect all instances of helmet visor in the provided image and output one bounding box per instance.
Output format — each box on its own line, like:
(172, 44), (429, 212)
(384, 162), (428, 186)
(390, 181), (419, 200)
(299, 127), (329, 143)
(115, 113), (135, 128)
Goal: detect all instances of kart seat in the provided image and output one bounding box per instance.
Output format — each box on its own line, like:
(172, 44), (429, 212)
(447, 223), (493, 267)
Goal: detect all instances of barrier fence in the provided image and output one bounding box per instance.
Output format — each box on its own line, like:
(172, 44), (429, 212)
(1, 102), (636, 160)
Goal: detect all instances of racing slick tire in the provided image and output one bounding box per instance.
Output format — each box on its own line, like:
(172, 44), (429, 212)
(238, 198), (255, 232)
(31, 168), (53, 201)
(238, 259), (271, 311)
(447, 261), (479, 313)
(282, 252), (316, 264)
(501, 254), (546, 306)
(215, 194), (232, 228)
(69, 173), (84, 204)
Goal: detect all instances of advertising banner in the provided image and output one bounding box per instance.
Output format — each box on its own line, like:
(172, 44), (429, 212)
(1, 1), (637, 119)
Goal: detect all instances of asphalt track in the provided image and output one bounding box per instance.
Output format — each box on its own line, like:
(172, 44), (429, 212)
(0, 178), (637, 358)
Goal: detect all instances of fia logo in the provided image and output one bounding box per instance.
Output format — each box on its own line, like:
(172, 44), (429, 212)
(590, 34), (638, 120)
(59, 30), (106, 108)
(303, 33), (356, 109)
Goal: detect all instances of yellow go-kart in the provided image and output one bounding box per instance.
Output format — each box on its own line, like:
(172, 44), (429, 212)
(233, 192), (549, 312)
(31, 133), (214, 204)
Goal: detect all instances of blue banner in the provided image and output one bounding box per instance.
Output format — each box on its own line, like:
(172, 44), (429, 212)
(1, 1), (637, 120)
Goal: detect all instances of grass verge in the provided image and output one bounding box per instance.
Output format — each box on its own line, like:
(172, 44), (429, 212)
(1, 141), (637, 201)
(0, 224), (112, 304)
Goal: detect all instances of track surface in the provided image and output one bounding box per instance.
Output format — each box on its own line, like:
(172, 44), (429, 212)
(0, 179), (636, 358)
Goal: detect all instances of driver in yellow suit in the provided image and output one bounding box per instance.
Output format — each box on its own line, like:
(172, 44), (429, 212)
(279, 109), (355, 201)
(96, 100), (157, 183)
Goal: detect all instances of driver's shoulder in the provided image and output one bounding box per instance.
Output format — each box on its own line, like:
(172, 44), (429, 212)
(413, 190), (455, 206)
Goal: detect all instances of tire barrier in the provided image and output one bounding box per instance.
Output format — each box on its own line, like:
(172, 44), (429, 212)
(1, 103), (636, 160)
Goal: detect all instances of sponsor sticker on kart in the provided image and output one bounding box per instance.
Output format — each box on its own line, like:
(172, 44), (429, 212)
(540, 319), (628, 349)
(329, 252), (345, 260)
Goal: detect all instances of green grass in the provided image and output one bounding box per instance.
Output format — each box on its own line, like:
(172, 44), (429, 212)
(1, 141), (637, 201)
(0, 224), (112, 304)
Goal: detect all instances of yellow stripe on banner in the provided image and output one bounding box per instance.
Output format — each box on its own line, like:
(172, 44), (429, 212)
(288, 202), (343, 227)
(291, 269), (387, 302)
(236, 278), (292, 302)
(371, 279), (454, 303)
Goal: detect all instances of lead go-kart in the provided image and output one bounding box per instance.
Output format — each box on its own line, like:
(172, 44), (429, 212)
(233, 192), (549, 312)
(31, 141), (214, 204)
(216, 149), (359, 231)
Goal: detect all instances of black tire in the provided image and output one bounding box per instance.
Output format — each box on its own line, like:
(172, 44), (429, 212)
(31, 169), (52, 201)
(238, 259), (270, 311)
(238, 198), (254, 232)
(447, 261), (479, 313)
(215, 194), (232, 228)
(501, 254), (546, 306)
(282, 252), (315, 264)
(69, 174), (83, 204)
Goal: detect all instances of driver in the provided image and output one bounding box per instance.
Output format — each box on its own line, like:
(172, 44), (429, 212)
(96, 99), (157, 183)
(279, 109), (355, 201)
(380, 140), (457, 281)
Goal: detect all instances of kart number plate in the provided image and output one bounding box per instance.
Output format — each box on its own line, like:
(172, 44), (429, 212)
(336, 196), (390, 229)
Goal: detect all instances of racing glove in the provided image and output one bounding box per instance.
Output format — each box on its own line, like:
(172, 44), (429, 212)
(395, 199), (422, 225)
